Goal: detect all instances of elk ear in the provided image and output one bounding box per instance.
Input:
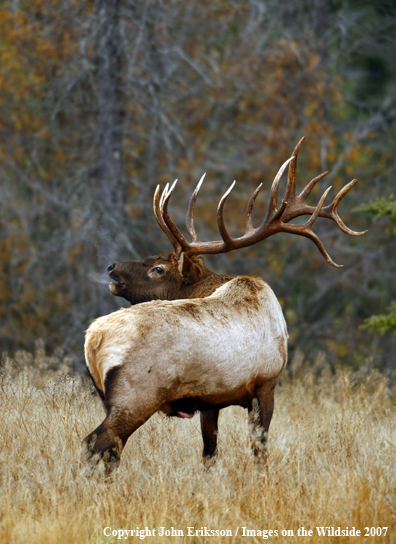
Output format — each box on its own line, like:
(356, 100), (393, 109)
(176, 252), (205, 284)
(172, 251), (193, 282)
(177, 252), (185, 277)
(191, 255), (204, 266)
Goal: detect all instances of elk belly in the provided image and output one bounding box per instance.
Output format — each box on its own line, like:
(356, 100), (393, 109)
(177, 411), (194, 418)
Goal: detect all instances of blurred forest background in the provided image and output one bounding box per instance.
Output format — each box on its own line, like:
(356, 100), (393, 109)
(0, 0), (395, 372)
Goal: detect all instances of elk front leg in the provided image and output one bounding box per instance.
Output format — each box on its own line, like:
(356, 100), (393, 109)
(200, 408), (219, 468)
(248, 378), (278, 466)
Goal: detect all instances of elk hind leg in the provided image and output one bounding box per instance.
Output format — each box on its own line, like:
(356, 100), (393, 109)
(200, 408), (219, 469)
(248, 378), (278, 467)
(82, 367), (157, 475)
(82, 409), (133, 475)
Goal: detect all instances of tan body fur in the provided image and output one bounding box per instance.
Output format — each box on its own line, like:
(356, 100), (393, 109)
(83, 275), (287, 471)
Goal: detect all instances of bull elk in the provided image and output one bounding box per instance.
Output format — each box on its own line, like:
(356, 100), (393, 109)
(82, 138), (365, 473)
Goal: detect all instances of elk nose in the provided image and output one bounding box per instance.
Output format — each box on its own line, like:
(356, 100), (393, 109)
(107, 263), (115, 274)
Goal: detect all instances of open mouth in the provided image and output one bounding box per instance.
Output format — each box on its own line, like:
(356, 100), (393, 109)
(108, 272), (125, 292)
(108, 271), (121, 285)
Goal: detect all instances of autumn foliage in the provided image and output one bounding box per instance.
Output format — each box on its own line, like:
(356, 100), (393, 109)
(0, 0), (395, 370)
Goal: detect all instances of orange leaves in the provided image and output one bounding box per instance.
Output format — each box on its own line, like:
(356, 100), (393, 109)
(0, 8), (44, 133)
(0, 1), (77, 132)
(0, 0), (381, 364)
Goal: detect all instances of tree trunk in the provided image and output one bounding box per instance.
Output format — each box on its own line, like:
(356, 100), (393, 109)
(95, 0), (124, 314)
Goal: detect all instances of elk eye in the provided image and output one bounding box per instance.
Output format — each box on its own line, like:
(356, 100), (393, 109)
(153, 267), (164, 274)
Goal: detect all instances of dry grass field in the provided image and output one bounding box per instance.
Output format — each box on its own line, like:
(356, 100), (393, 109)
(1, 344), (395, 544)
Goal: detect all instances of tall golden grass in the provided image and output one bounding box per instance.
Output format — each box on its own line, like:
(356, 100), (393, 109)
(1, 343), (395, 544)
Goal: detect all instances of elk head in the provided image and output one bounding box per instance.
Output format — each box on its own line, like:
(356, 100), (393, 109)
(107, 252), (211, 305)
(108, 137), (366, 304)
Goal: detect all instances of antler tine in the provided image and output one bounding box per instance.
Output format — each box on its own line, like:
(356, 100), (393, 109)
(264, 156), (294, 224)
(153, 184), (183, 255)
(282, 185), (343, 268)
(305, 186), (332, 227)
(280, 151), (366, 239)
(159, 182), (170, 207)
(186, 173), (206, 242)
(282, 138), (328, 220)
(160, 180), (177, 214)
(283, 136), (305, 203)
(153, 185), (161, 223)
(160, 180), (190, 251)
(151, 137), (365, 264)
(298, 229), (342, 268)
(245, 183), (263, 233)
(297, 170), (329, 201)
(321, 179), (368, 236)
(217, 181), (236, 245)
(154, 183), (171, 230)
(292, 136), (306, 157)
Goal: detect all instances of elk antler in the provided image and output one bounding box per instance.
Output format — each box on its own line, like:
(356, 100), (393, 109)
(153, 138), (367, 267)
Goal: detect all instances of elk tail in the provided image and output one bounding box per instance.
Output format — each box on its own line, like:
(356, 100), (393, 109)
(84, 328), (105, 398)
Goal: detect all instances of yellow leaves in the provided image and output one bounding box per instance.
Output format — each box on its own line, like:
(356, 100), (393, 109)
(0, 14), (43, 133)
(52, 146), (70, 163)
(326, 338), (349, 359)
(67, 244), (83, 264)
(342, 139), (377, 175)
(36, 40), (56, 59)
(316, 81), (325, 96)
(346, 146), (361, 164)
(308, 50), (320, 71)
(13, 145), (27, 165)
(40, 168), (53, 181)
(0, 1), (85, 182)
